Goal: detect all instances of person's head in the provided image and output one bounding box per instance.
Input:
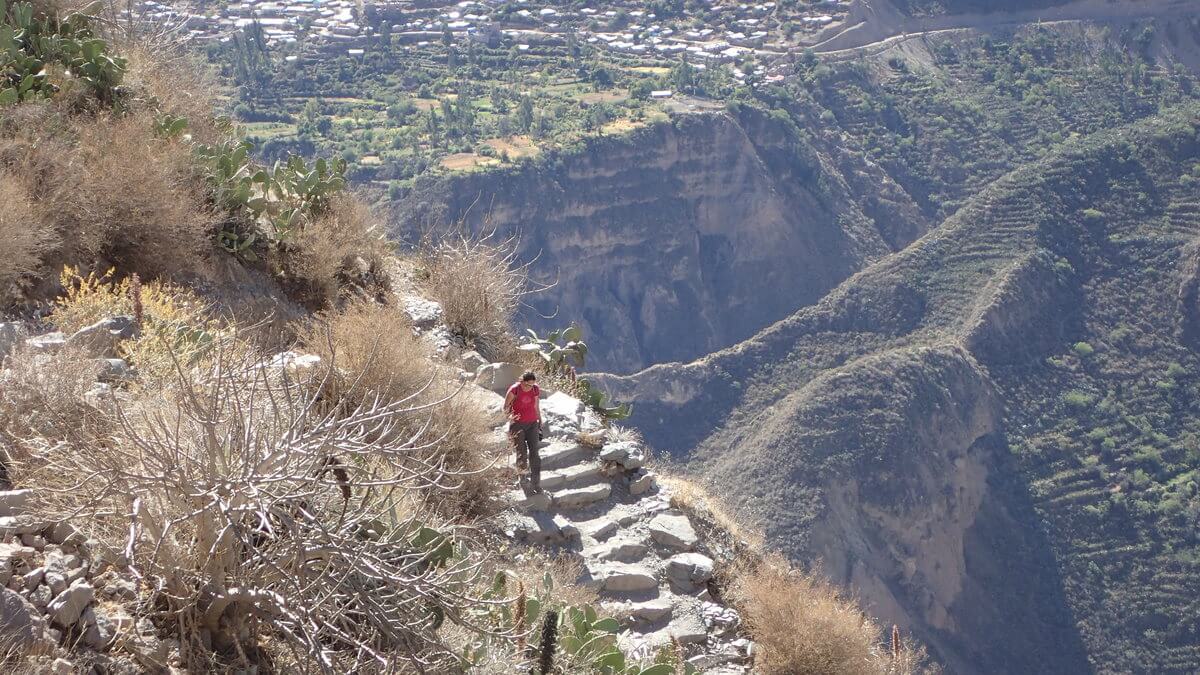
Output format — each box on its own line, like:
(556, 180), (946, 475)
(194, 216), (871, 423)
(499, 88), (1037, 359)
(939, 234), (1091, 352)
(520, 371), (536, 389)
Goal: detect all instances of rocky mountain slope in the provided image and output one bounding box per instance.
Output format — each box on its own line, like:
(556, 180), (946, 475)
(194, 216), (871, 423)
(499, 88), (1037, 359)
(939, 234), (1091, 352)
(390, 17), (1197, 376)
(598, 105), (1200, 673)
(393, 109), (924, 374)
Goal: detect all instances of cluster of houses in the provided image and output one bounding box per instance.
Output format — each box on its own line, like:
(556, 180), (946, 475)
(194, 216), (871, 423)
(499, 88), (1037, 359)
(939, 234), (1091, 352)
(148, 0), (851, 69)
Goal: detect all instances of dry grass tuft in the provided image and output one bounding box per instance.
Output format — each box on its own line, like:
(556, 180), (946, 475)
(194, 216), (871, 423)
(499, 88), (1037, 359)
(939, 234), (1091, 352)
(282, 194), (390, 308)
(730, 553), (881, 675)
(660, 474), (764, 552)
(45, 115), (214, 280)
(0, 175), (55, 306)
(300, 300), (504, 519)
(0, 111), (216, 293)
(419, 233), (530, 359)
(729, 553), (933, 675)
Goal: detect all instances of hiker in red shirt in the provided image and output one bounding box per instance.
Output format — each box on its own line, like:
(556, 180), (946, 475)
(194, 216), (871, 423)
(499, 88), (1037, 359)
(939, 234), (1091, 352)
(504, 370), (544, 492)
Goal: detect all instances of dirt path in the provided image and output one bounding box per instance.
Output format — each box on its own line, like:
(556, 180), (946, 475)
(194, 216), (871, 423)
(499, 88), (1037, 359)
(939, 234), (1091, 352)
(809, 0), (1197, 56)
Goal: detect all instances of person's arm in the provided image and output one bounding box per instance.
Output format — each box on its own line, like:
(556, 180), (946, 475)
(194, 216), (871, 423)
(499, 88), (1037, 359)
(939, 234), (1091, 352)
(504, 389), (517, 421)
(535, 392), (543, 428)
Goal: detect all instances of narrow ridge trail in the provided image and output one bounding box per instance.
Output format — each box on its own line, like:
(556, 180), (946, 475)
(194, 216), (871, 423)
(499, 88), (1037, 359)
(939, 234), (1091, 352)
(493, 393), (753, 673)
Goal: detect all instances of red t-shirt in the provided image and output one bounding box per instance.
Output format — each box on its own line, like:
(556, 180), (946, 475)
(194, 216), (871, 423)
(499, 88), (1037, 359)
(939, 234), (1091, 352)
(507, 383), (540, 423)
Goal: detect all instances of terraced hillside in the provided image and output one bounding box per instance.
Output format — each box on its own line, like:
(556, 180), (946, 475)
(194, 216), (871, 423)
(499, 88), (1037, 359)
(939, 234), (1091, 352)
(392, 22), (1199, 372)
(597, 105), (1200, 673)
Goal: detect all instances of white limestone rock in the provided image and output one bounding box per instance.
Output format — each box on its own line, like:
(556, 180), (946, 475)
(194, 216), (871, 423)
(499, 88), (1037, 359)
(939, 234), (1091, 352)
(48, 579), (93, 627)
(667, 553), (715, 588)
(475, 362), (526, 395)
(402, 297), (443, 330)
(648, 513), (699, 550)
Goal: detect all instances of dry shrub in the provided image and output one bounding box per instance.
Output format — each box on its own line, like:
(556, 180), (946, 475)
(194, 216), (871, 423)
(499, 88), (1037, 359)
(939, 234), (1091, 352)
(660, 474), (764, 552)
(51, 266), (225, 384)
(507, 551), (598, 610)
(419, 234), (530, 359)
(7, 343), (507, 672)
(1, 111), (215, 288)
(0, 345), (110, 465)
(0, 175), (55, 306)
(301, 301), (504, 519)
(729, 553), (931, 675)
(283, 195), (390, 308)
(115, 43), (226, 144)
(730, 553), (879, 674)
(42, 115), (214, 281)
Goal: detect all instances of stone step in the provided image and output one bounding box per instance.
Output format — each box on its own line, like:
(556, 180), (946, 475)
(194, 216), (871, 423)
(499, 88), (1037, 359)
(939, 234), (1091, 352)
(589, 535), (650, 562)
(648, 513), (699, 551)
(508, 512), (579, 545)
(553, 483), (611, 510)
(572, 514), (620, 541)
(603, 598), (674, 625)
(591, 562), (658, 592)
(541, 462), (606, 491)
(504, 489), (552, 512)
(539, 442), (593, 471)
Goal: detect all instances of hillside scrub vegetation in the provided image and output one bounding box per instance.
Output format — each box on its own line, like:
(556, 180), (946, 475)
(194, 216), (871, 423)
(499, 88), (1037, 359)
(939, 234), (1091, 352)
(0, 3), (943, 673)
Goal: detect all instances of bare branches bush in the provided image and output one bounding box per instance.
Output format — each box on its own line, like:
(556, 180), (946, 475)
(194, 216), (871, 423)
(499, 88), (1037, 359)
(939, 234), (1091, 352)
(8, 341), (509, 672)
(300, 301), (504, 519)
(418, 233), (532, 360)
(0, 345), (110, 458)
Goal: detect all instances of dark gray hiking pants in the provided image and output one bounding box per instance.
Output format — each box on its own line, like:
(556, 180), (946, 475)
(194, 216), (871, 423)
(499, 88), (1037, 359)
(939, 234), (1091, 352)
(510, 421), (541, 487)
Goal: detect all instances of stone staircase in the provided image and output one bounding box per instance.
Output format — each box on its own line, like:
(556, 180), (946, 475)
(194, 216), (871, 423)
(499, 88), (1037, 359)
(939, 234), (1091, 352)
(392, 279), (753, 673)
(490, 390), (752, 674)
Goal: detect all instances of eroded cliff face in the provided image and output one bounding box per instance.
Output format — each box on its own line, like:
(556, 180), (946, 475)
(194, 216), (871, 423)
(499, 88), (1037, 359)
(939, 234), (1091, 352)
(391, 109), (923, 372)
(684, 344), (1087, 674)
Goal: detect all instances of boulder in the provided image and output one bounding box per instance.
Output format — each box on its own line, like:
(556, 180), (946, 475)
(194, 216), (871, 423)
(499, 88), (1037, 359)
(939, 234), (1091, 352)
(542, 391), (586, 433)
(83, 382), (113, 407)
(666, 553), (714, 588)
(0, 587), (45, 648)
(0, 515), (48, 537)
(458, 385), (507, 428)
(0, 489), (32, 517)
(81, 605), (116, 650)
(48, 579), (94, 627)
(475, 362), (525, 395)
(599, 441), (646, 470)
(66, 316), (137, 357)
(29, 583), (52, 609)
(97, 358), (133, 383)
(0, 543), (37, 563)
(262, 351), (322, 374)
(629, 471), (657, 496)
(648, 513), (699, 550)
(402, 297), (443, 330)
(459, 350), (487, 373)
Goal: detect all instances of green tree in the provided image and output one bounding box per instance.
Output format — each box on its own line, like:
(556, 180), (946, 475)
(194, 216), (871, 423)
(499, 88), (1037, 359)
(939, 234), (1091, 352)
(516, 95), (534, 132)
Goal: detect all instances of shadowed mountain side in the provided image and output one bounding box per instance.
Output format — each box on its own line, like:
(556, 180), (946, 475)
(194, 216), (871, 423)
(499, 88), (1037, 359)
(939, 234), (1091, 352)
(391, 107), (926, 373)
(591, 104), (1200, 673)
